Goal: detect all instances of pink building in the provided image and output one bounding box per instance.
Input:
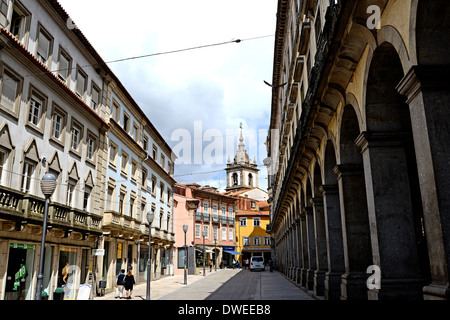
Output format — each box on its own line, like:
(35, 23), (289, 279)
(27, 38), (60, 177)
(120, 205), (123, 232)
(173, 183), (237, 275)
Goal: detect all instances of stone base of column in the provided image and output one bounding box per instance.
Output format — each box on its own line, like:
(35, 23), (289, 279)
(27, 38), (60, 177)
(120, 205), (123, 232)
(296, 268), (302, 284)
(300, 268), (308, 288)
(306, 268), (315, 291)
(423, 284), (450, 300)
(340, 272), (368, 300)
(368, 278), (425, 300)
(325, 272), (343, 300)
(314, 270), (326, 297)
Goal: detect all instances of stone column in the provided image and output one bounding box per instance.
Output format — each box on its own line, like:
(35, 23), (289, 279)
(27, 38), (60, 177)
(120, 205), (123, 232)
(334, 164), (372, 300)
(321, 184), (345, 300)
(295, 218), (303, 283)
(356, 131), (425, 299)
(397, 65), (450, 300)
(300, 212), (308, 288)
(311, 197), (327, 297)
(305, 206), (316, 291)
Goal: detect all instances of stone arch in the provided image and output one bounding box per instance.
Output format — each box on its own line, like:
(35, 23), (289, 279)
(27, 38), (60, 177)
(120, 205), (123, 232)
(322, 139), (345, 299)
(360, 41), (430, 299)
(336, 104), (371, 300)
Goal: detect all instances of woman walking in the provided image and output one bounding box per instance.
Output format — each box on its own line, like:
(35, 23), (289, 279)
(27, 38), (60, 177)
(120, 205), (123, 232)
(124, 269), (136, 299)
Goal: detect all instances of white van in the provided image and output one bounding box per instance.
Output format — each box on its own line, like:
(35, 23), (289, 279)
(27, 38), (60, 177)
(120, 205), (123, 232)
(249, 256), (265, 271)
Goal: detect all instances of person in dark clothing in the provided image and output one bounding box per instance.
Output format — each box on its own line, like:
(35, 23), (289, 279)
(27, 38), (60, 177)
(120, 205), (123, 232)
(124, 269), (136, 299)
(115, 269), (126, 298)
(268, 259), (273, 272)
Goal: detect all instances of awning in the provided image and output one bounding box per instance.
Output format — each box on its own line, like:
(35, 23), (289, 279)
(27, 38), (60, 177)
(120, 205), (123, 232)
(223, 250), (242, 255)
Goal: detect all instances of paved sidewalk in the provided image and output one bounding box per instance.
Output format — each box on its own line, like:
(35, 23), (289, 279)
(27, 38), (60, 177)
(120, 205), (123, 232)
(93, 268), (315, 301)
(93, 268), (232, 300)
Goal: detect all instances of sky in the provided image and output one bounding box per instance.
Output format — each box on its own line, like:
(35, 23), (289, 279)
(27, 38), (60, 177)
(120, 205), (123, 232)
(57, 0), (277, 192)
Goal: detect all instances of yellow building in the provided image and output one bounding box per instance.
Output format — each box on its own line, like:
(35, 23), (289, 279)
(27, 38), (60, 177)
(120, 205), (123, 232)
(235, 198), (271, 266)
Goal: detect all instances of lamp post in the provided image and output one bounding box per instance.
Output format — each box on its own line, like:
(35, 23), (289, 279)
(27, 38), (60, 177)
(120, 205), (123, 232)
(202, 230), (207, 276)
(183, 224), (188, 285)
(35, 173), (57, 300)
(213, 233), (217, 272)
(146, 211), (155, 300)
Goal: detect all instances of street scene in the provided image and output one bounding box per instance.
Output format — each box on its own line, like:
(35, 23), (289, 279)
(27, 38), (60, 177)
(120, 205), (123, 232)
(93, 268), (314, 301)
(0, 0), (449, 305)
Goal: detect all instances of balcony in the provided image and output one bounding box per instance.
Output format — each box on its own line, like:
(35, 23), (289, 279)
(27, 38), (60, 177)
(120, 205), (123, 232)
(195, 212), (202, 221)
(0, 186), (102, 234)
(103, 210), (141, 238)
(227, 217), (235, 226)
(212, 214), (219, 224)
(202, 212), (210, 223)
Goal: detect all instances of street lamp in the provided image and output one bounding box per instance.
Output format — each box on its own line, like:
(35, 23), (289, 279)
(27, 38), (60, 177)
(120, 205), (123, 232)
(202, 230), (207, 276)
(213, 233), (217, 272)
(35, 173), (57, 300)
(183, 224), (188, 285)
(146, 211), (155, 300)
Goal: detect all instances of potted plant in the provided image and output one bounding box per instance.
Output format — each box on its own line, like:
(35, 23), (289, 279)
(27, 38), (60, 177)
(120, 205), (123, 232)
(53, 287), (65, 300)
(41, 291), (49, 300)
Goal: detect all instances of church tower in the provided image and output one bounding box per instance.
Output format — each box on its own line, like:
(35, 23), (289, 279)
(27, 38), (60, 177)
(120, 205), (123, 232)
(225, 129), (259, 192)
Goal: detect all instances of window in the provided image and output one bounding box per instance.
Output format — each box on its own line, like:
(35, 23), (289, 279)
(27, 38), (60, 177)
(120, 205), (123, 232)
(139, 200), (146, 222)
(228, 207), (233, 218)
(203, 201), (209, 214)
(9, 2), (31, 45)
(195, 224), (201, 238)
(251, 201), (256, 208)
(160, 182), (165, 202)
(248, 173), (253, 186)
(253, 236), (261, 246)
(167, 188), (172, 205)
(141, 168), (148, 189)
(315, 5), (322, 44)
(66, 179), (76, 207)
(107, 185), (115, 211)
(239, 217), (247, 227)
(123, 113), (130, 133)
(0, 67), (22, 116)
(243, 236), (250, 246)
(131, 159), (137, 182)
(213, 204), (218, 220)
(263, 236), (270, 246)
(253, 217), (260, 227)
(152, 145), (157, 160)
(121, 151), (128, 176)
(228, 228), (233, 242)
(36, 25), (53, 66)
(143, 136), (148, 151)
(21, 161), (35, 193)
(119, 191), (125, 215)
(203, 225), (209, 239)
(51, 113), (63, 140)
(0, 151), (4, 184)
(111, 99), (120, 121)
(213, 227), (218, 240)
(57, 48), (72, 83)
(91, 84), (100, 110)
(83, 186), (92, 211)
(132, 123), (139, 141)
(28, 95), (42, 126)
(221, 227), (227, 241)
(129, 196), (135, 218)
(151, 176), (157, 196)
(160, 154), (165, 169)
(71, 124), (81, 151)
(86, 138), (94, 160)
(75, 67), (87, 99)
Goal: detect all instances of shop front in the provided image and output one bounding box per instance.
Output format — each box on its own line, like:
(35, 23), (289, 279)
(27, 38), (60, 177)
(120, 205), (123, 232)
(4, 243), (36, 300)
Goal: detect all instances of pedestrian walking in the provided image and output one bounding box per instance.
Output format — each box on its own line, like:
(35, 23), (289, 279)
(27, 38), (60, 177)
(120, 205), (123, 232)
(268, 258), (273, 272)
(244, 258), (249, 269)
(115, 269), (126, 298)
(232, 258), (236, 269)
(124, 269), (136, 299)
(209, 259), (213, 272)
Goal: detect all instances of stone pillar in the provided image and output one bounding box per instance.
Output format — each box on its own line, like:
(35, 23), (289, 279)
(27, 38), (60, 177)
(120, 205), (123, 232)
(311, 197), (327, 297)
(295, 218), (303, 283)
(305, 206), (316, 291)
(300, 212), (308, 288)
(321, 184), (345, 300)
(397, 65), (450, 300)
(356, 131), (425, 299)
(334, 164), (372, 300)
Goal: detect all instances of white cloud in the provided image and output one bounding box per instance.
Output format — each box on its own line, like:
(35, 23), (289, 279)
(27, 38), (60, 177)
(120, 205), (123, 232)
(58, 0), (276, 191)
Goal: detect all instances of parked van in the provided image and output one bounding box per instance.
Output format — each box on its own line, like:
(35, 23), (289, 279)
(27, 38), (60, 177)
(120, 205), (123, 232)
(249, 256), (265, 271)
